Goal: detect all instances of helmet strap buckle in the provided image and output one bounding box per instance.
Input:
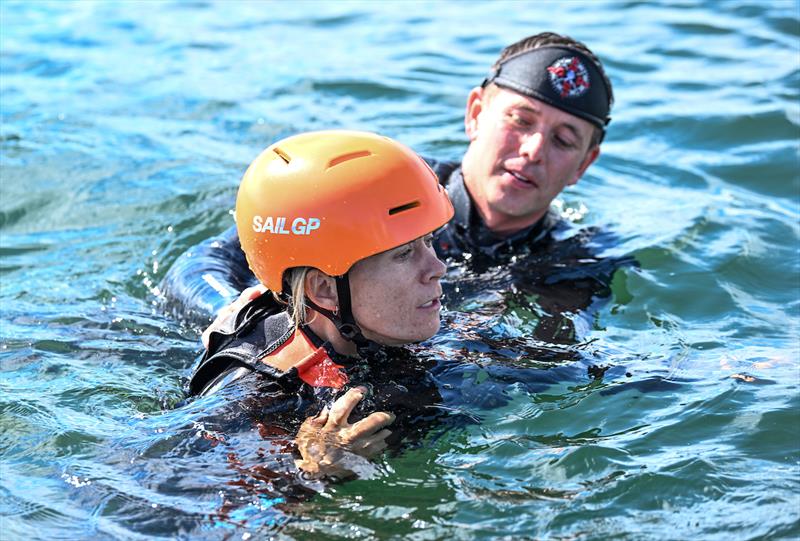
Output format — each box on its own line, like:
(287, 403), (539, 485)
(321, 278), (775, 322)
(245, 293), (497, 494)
(337, 323), (359, 341)
(302, 274), (374, 353)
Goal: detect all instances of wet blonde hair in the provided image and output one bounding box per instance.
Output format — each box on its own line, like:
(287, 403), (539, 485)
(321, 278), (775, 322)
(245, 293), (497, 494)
(276, 267), (311, 328)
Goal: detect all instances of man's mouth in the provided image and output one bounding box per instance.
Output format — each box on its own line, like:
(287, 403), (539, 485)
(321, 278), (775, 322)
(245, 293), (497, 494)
(504, 169), (538, 188)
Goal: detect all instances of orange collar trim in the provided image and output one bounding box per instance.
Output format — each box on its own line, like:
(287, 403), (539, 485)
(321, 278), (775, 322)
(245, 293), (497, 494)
(261, 328), (348, 389)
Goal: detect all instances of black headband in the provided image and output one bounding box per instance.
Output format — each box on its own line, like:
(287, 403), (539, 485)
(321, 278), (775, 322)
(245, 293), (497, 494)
(482, 45), (611, 132)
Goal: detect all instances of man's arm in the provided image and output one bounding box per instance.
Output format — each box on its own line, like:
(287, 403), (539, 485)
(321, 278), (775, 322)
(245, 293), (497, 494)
(160, 224), (257, 324)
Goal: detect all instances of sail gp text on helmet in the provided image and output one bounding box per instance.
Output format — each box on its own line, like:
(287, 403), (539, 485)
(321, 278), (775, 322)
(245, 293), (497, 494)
(252, 215), (321, 235)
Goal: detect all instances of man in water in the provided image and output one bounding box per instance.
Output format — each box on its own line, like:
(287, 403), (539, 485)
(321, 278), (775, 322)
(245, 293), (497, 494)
(162, 31), (619, 340)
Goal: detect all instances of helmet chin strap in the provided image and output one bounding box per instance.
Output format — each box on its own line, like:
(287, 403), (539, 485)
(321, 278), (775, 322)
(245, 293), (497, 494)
(304, 274), (383, 358)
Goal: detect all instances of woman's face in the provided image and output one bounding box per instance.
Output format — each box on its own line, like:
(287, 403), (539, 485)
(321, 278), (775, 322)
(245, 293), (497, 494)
(348, 233), (446, 345)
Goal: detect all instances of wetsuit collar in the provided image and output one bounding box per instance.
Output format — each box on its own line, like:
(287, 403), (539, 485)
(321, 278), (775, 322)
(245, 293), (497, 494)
(446, 165), (474, 240)
(300, 320), (395, 371)
(298, 322), (357, 367)
(446, 167), (553, 257)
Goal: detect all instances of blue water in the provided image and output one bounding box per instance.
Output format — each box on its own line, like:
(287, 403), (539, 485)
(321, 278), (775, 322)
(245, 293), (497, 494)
(1, 1), (799, 539)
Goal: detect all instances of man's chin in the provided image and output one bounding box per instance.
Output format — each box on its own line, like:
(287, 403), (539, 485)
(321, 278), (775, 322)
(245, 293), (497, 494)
(487, 197), (541, 219)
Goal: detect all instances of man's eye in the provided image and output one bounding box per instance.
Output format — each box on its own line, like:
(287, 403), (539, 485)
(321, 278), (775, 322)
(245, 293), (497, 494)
(508, 113), (531, 127)
(423, 234), (434, 247)
(555, 135), (576, 149)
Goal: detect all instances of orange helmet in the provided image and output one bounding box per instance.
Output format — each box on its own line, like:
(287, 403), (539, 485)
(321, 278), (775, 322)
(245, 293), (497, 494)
(236, 130), (454, 292)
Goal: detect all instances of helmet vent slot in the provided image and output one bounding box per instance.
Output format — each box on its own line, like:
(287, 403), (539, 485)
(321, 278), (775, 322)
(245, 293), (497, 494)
(388, 201), (421, 215)
(327, 150), (372, 169)
(273, 147), (291, 164)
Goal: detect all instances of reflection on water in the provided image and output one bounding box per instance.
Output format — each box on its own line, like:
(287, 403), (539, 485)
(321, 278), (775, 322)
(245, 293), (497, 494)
(1, 1), (798, 539)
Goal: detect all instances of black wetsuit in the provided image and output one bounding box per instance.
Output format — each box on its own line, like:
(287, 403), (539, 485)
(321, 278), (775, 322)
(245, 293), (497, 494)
(190, 294), (449, 448)
(427, 161), (634, 344)
(178, 295), (480, 507)
(430, 161), (561, 262)
(180, 323), (446, 507)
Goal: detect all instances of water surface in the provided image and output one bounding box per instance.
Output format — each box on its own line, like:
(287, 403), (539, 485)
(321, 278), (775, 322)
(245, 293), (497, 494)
(1, 1), (799, 539)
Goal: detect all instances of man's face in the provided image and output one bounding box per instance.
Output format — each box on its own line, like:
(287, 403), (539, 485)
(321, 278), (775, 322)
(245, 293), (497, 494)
(461, 85), (600, 232)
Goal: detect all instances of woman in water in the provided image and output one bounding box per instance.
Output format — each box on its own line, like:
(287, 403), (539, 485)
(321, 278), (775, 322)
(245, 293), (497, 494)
(189, 130), (454, 480)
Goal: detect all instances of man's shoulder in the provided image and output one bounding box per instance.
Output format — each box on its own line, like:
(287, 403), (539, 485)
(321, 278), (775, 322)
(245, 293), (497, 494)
(421, 156), (460, 186)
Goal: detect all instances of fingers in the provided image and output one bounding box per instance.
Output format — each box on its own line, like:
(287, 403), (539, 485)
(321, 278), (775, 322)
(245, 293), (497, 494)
(312, 407), (329, 427)
(344, 414), (394, 456)
(349, 411), (395, 437)
(355, 428), (392, 448)
(242, 284), (267, 301)
(327, 387), (367, 426)
(297, 407), (329, 437)
(295, 399), (395, 476)
(355, 430), (392, 457)
(359, 440), (388, 458)
(297, 387), (394, 473)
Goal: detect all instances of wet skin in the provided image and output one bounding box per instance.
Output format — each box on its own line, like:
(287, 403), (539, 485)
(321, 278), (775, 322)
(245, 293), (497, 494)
(348, 233), (446, 346)
(461, 85), (600, 234)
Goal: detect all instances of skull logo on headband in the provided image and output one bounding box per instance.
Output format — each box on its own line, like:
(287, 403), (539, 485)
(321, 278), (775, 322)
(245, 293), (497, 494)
(547, 56), (590, 99)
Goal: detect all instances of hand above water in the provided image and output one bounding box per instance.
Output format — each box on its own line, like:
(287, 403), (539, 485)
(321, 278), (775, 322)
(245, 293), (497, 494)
(201, 284), (267, 348)
(294, 387), (395, 480)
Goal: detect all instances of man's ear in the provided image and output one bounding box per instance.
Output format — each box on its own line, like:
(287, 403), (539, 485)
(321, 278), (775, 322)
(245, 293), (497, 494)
(304, 269), (338, 311)
(568, 145), (600, 186)
(464, 86), (485, 141)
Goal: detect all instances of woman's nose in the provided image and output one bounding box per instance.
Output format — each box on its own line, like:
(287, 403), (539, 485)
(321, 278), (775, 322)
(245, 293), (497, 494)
(421, 245), (446, 283)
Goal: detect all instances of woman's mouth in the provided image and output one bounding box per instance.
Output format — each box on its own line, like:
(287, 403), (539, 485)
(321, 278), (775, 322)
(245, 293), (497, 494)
(418, 298), (441, 310)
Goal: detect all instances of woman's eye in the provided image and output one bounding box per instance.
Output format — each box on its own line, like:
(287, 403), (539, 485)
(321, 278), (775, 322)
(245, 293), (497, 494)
(394, 247), (413, 260)
(394, 236), (432, 260)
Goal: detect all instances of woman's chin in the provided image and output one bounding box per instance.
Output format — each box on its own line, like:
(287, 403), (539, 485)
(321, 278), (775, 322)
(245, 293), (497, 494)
(362, 318), (441, 346)
(410, 318), (441, 343)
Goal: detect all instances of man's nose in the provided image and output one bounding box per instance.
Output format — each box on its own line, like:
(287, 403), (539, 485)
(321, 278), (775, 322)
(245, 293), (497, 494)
(519, 131), (545, 162)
